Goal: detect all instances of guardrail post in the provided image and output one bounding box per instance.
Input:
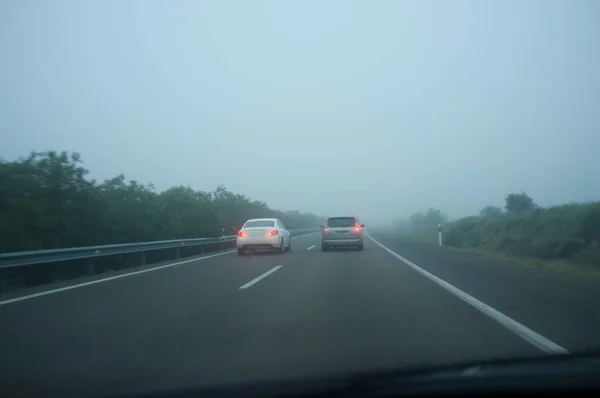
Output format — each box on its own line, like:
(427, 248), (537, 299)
(0, 271), (7, 295)
(141, 252), (147, 266)
(88, 259), (95, 276)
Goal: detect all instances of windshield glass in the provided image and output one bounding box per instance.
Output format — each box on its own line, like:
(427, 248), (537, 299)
(244, 220), (275, 228)
(326, 218), (357, 228)
(2, 1), (598, 397)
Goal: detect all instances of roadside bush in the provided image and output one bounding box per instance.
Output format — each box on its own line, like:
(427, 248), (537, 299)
(445, 216), (480, 248)
(582, 207), (600, 246)
(480, 206), (503, 217)
(445, 201), (600, 266)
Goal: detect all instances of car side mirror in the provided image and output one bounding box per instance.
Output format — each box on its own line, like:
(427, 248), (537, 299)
(361, 224), (365, 228)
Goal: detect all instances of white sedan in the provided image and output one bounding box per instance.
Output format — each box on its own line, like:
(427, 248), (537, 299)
(236, 218), (291, 255)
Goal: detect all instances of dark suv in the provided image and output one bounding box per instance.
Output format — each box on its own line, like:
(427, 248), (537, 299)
(321, 216), (365, 251)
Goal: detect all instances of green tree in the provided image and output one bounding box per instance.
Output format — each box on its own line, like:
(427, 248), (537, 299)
(505, 192), (538, 213)
(0, 151), (322, 252)
(159, 186), (219, 238)
(98, 175), (162, 243)
(409, 208), (448, 231)
(0, 151), (102, 250)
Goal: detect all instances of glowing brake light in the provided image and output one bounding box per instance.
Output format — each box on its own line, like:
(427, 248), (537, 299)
(237, 231), (246, 238)
(354, 227), (361, 232)
(323, 227), (328, 231)
(268, 230), (279, 237)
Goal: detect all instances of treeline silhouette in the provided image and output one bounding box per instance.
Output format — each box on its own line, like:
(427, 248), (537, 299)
(0, 151), (321, 253)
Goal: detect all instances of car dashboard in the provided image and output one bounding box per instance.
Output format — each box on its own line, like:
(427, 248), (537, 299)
(105, 352), (600, 398)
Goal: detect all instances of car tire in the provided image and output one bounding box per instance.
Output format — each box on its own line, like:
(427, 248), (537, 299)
(237, 248), (245, 256)
(321, 243), (328, 251)
(278, 238), (285, 254)
(358, 243), (364, 251)
(286, 237), (291, 251)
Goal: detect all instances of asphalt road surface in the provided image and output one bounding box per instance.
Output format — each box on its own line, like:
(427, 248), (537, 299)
(2, 230), (600, 397)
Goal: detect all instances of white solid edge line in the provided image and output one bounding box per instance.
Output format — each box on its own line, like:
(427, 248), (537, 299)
(239, 265), (282, 290)
(0, 249), (237, 306)
(306, 245), (316, 250)
(365, 233), (569, 355)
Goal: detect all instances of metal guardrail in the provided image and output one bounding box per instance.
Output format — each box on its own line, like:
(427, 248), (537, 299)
(0, 236), (237, 269)
(0, 228), (319, 294)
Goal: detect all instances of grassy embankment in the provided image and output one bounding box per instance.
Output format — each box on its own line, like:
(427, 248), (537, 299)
(406, 203), (600, 280)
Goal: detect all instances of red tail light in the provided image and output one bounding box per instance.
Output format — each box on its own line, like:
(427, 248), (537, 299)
(354, 227), (361, 232)
(268, 230), (279, 237)
(237, 231), (246, 238)
(323, 227), (328, 232)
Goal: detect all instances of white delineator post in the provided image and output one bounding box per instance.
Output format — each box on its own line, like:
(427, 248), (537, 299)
(438, 224), (443, 246)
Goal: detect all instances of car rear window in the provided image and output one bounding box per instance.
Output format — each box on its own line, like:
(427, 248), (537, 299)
(326, 218), (356, 227)
(244, 220), (275, 228)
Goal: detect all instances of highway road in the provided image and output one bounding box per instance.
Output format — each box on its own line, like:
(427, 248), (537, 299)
(1, 230), (600, 397)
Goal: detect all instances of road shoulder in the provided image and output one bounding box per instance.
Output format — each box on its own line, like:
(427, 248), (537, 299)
(369, 230), (600, 353)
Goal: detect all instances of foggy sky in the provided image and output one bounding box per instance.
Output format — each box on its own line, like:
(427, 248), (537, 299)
(2, 0), (599, 225)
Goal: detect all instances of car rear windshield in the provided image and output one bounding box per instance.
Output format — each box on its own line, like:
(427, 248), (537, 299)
(326, 218), (356, 227)
(244, 220), (275, 228)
